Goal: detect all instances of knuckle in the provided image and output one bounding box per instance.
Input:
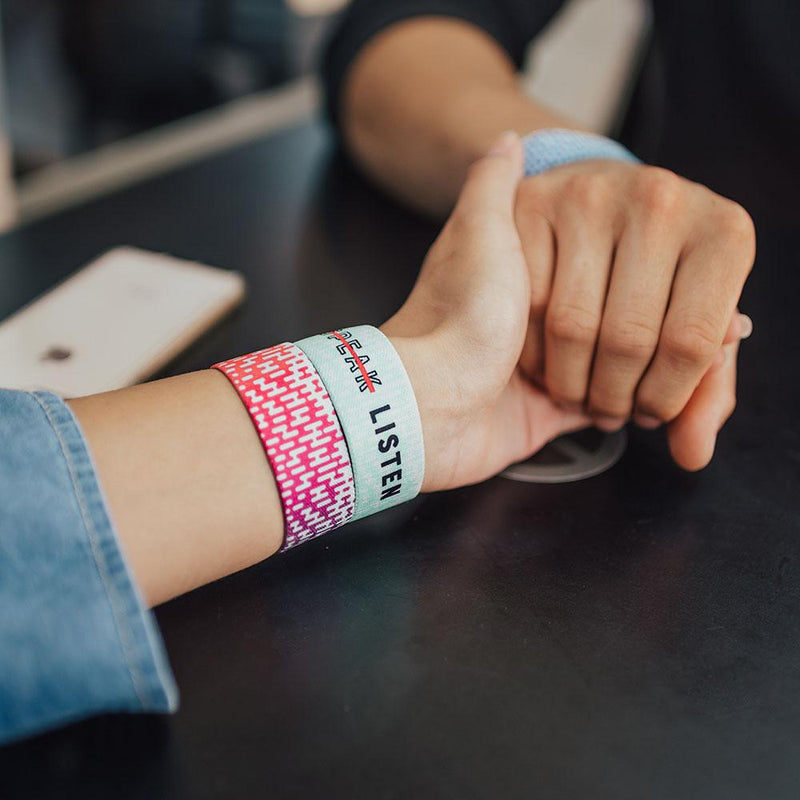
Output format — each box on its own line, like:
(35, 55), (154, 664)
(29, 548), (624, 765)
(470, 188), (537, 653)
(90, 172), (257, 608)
(546, 304), (600, 348)
(636, 167), (685, 215)
(600, 315), (660, 361)
(517, 178), (546, 215)
(565, 173), (610, 213)
(715, 200), (757, 263)
(547, 382), (586, 407)
(661, 315), (720, 366)
(635, 382), (684, 422)
(635, 391), (675, 422)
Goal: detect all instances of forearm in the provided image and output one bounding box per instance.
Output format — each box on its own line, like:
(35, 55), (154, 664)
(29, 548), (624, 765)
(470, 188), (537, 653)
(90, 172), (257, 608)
(69, 370), (283, 608)
(342, 17), (577, 216)
(67, 337), (433, 609)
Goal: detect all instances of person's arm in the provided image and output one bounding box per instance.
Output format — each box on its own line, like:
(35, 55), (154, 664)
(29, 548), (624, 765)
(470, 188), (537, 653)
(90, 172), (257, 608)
(68, 131), (583, 611)
(340, 16), (570, 217)
(331, 8), (756, 472)
(67, 371), (284, 607)
(5, 133), (589, 744)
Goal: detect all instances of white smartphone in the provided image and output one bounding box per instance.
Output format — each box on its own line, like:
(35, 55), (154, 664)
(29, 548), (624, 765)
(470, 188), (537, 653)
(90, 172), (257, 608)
(0, 247), (246, 397)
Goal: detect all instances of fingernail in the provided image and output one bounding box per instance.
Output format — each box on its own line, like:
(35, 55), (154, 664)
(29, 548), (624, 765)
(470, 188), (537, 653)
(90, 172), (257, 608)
(488, 130), (518, 155)
(738, 313), (753, 340)
(634, 413), (662, 429)
(594, 415), (627, 432)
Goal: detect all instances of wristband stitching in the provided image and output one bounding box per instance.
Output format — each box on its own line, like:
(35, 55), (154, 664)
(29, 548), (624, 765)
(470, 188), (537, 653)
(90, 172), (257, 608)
(213, 343), (356, 550)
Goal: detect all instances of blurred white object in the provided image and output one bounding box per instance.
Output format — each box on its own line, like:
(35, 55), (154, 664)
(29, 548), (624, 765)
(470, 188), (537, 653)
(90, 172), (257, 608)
(0, 247), (245, 397)
(522, 0), (650, 133)
(16, 78), (317, 224)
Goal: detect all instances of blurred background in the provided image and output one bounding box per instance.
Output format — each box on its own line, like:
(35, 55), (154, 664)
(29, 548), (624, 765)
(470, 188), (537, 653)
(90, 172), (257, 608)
(0, 0), (648, 231)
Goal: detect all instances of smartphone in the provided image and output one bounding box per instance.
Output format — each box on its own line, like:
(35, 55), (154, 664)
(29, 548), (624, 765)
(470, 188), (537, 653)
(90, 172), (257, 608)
(0, 247), (246, 397)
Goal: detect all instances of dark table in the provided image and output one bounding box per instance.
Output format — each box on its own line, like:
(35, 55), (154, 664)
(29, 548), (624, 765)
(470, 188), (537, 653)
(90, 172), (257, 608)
(2, 119), (799, 800)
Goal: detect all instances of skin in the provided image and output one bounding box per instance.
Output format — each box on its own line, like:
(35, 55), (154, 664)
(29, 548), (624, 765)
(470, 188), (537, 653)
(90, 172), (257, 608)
(340, 17), (756, 471)
(70, 133), (586, 608)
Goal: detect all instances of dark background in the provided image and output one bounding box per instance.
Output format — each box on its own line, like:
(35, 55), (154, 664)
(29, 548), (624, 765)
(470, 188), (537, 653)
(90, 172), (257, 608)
(1, 0), (331, 173)
(0, 120), (798, 799)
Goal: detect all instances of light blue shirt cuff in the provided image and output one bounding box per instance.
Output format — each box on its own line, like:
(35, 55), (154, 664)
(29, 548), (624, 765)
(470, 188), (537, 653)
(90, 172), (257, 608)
(0, 389), (178, 745)
(522, 128), (640, 176)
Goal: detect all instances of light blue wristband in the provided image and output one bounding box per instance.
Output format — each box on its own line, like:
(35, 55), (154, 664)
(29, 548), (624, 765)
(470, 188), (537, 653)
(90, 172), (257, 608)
(521, 128), (640, 176)
(295, 325), (425, 521)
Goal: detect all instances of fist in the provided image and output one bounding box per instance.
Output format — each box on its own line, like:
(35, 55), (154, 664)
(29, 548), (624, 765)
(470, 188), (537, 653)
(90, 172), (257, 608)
(514, 158), (755, 470)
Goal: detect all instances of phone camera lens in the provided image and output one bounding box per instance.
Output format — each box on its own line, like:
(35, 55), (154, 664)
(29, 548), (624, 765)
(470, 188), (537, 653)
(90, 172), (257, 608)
(40, 347), (73, 362)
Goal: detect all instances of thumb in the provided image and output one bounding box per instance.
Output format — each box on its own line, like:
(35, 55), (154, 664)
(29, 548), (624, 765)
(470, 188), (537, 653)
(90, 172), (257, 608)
(502, 375), (591, 463)
(453, 131), (524, 223)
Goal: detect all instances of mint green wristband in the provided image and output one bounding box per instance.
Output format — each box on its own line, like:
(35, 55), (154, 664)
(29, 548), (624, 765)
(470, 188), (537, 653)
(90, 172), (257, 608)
(295, 326), (425, 520)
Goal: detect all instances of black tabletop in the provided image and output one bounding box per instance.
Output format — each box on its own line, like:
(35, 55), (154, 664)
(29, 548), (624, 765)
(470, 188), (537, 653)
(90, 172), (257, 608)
(2, 119), (800, 800)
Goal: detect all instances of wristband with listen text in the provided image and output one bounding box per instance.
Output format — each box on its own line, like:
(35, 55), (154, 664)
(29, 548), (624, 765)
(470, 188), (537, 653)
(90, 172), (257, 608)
(213, 326), (424, 550)
(296, 326), (424, 521)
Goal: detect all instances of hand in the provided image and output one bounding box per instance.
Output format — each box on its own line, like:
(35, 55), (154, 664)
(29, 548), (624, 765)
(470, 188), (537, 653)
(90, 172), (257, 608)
(382, 132), (589, 493)
(513, 157), (756, 470)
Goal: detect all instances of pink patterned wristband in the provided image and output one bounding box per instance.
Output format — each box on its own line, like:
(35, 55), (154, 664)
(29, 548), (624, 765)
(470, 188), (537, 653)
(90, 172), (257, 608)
(213, 343), (356, 550)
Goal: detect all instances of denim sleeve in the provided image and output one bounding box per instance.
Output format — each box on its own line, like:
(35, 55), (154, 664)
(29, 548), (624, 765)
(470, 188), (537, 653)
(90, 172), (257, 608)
(0, 390), (178, 745)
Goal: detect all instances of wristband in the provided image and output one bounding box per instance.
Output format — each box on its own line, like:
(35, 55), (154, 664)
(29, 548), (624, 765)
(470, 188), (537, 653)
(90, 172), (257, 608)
(295, 326), (424, 520)
(521, 128), (639, 177)
(213, 343), (356, 550)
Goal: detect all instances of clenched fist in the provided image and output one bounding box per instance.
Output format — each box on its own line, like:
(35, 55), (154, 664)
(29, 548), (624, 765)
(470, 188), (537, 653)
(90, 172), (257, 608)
(514, 157), (755, 470)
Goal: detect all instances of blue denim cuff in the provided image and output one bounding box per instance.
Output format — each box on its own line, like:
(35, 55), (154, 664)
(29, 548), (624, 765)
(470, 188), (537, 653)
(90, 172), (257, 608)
(0, 390), (178, 745)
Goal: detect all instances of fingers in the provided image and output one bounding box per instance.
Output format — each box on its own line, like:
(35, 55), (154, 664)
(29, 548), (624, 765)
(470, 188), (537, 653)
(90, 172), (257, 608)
(453, 131), (523, 225)
(524, 382), (592, 455)
(587, 217), (681, 425)
(635, 201), (755, 423)
(543, 187), (615, 407)
(516, 207), (555, 381)
(511, 159), (755, 470)
(667, 338), (739, 470)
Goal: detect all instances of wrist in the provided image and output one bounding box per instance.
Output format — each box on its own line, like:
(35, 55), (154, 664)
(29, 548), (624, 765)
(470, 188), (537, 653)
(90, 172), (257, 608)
(381, 328), (472, 494)
(520, 128), (639, 177)
(446, 82), (577, 151)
